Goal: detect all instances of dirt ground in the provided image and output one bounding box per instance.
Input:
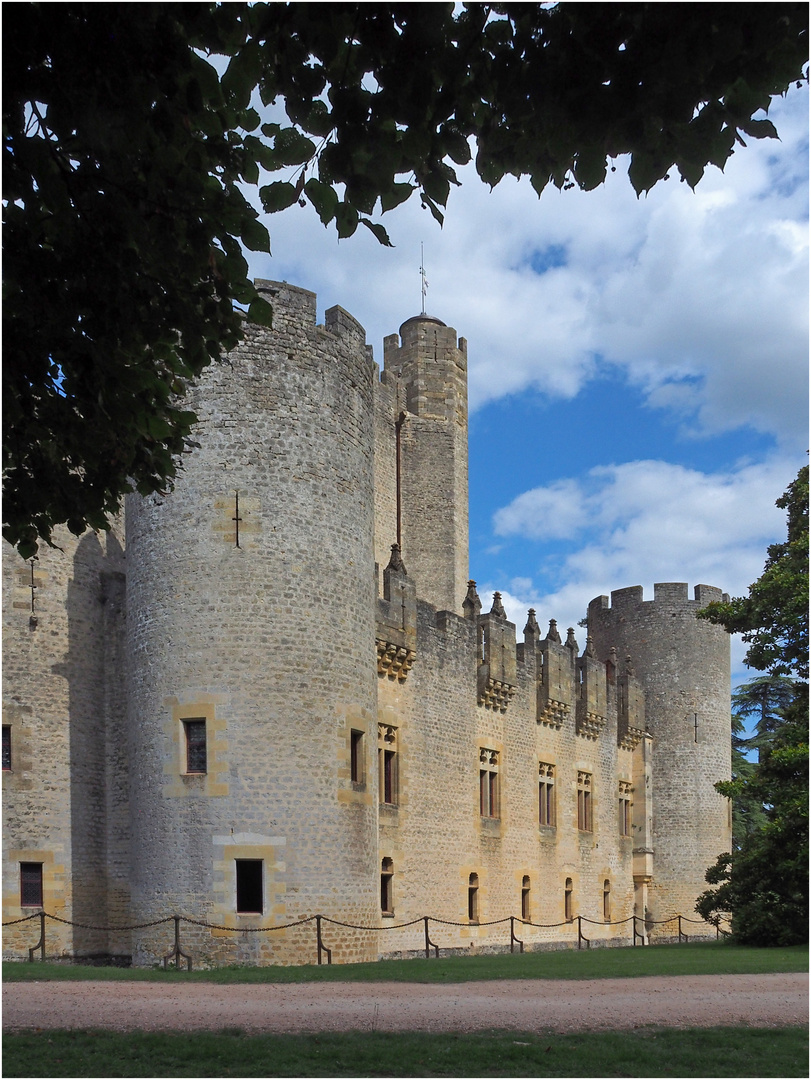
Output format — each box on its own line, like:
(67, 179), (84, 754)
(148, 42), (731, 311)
(3, 973), (807, 1034)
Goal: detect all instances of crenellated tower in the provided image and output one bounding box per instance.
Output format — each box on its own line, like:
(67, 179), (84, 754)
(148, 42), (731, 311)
(588, 583), (732, 928)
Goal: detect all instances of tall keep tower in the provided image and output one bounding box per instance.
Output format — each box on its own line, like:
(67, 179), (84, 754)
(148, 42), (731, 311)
(382, 316), (469, 613)
(588, 583), (732, 926)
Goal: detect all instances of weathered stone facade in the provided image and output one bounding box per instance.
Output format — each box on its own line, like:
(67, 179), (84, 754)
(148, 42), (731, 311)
(3, 282), (732, 965)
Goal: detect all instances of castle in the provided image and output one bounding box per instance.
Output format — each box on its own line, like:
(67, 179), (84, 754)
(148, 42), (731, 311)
(2, 282), (732, 966)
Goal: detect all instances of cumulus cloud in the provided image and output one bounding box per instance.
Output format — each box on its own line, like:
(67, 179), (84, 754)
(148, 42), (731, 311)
(248, 88), (808, 451)
(485, 455), (802, 681)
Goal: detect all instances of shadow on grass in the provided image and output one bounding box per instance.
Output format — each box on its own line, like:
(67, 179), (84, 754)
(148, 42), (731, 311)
(3, 1026), (808, 1078)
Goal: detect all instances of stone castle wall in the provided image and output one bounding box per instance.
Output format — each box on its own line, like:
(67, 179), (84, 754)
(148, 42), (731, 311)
(2, 282), (732, 964)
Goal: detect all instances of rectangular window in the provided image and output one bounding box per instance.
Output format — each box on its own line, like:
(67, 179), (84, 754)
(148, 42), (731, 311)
(183, 719), (206, 774)
(539, 762), (555, 826)
(235, 859), (263, 914)
(479, 748), (499, 818)
(378, 724), (398, 805)
(20, 862), (43, 908)
(350, 729), (364, 784)
(381, 858), (394, 915)
(577, 771), (593, 832)
(619, 781), (633, 836)
(2, 726), (11, 771)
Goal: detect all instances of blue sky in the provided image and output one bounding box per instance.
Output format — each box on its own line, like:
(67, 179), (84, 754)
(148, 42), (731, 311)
(242, 87), (808, 693)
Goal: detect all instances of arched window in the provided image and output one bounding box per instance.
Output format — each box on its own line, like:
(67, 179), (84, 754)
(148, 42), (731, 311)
(381, 858), (394, 915)
(468, 872), (479, 923)
(603, 879), (611, 921)
(521, 875), (531, 922)
(564, 877), (573, 922)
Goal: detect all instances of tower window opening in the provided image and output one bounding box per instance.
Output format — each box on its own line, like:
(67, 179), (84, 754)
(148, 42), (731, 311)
(479, 748), (499, 818)
(20, 862), (43, 908)
(619, 781), (633, 836)
(539, 762), (555, 826)
(521, 875), (531, 922)
(381, 857), (394, 915)
(235, 859), (263, 914)
(378, 724), (398, 805)
(468, 872), (479, 923)
(577, 771), (593, 832)
(564, 877), (573, 922)
(183, 719), (207, 774)
(2, 726), (11, 771)
(603, 879), (611, 921)
(350, 729), (364, 784)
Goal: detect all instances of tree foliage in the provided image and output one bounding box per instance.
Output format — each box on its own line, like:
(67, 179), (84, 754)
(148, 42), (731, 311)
(4, 3), (808, 556)
(696, 468), (809, 945)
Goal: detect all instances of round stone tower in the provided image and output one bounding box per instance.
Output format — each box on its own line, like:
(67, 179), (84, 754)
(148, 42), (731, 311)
(125, 282), (379, 965)
(588, 583), (732, 933)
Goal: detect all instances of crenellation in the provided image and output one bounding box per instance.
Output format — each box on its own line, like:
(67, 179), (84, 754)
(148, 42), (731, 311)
(3, 283), (731, 964)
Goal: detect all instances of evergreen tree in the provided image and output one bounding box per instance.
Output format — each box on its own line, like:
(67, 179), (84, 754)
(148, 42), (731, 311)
(697, 467), (809, 944)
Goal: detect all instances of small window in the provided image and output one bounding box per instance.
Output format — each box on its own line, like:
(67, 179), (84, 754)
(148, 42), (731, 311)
(235, 859), (263, 914)
(20, 862), (43, 908)
(468, 872), (479, 923)
(564, 877), (573, 922)
(184, 719), (206, 774)
(479, 748), (499, 818)
(350, 729), (364, 784)
(619, 781), (633, 836)
(378, 724), (398, 805)
(539, 762), (555, 826)
(2, 726), (11, 771)
(577, 771), (593, 832)
(381, 857), (394, 915)
(603, 879), (612, 921)
(521, 875), (531, 922)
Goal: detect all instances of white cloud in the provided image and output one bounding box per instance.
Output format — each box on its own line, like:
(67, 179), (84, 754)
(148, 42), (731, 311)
(248, 87), (808, 451)
(486, 455), (801, 679)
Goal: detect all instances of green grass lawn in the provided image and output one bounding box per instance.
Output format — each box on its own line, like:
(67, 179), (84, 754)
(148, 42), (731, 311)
(2, 1026), (807, 1077)
(3, 941), (807, 983)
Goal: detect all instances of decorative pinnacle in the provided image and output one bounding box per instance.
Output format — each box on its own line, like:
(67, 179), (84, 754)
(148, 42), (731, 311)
(463, 579), (482, 621)
(565, 627), (578, 652)
(524, 608), (540, 641)
(386, 542), (407, 574)
(584, 635), (596, 659)
(546, 619), (562, 644)
(490, 591), (507, 619)
(625, 654), (635, 677)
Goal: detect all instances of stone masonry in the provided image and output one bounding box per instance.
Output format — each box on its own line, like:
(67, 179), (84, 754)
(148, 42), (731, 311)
(2, 282), (732, 965)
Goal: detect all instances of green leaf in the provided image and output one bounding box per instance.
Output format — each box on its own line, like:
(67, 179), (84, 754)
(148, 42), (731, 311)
(247, 296), (274, 327)
(739, 117), (779, 140)
(304, 177), (338, 225)
(335, 200), (359, 239)
(420, 194), (445, 226)
(380, 183), (415, 213)
(274, 128), (316, 166)
(260, 182), (298, 212)
(360, 218), (393, 247)
(240, 216), (270, 252)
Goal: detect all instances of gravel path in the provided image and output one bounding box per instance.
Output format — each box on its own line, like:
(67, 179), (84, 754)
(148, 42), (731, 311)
(3, 973), (807, 1034)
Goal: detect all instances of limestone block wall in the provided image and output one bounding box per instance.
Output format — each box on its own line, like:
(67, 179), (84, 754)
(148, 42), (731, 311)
(375, 588), (640, 957)
(125, 282), (380, 966)
(588, 584), (732, 932)
(2, 525), (127, 959)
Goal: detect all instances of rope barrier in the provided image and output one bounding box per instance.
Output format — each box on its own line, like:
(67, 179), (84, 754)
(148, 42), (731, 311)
(4, 907), (729, 968)
(42, 913), (174, 932)
(180, 915), (315, 933)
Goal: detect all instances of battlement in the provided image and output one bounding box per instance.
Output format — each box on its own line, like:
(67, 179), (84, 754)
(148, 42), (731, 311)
(253, 280), (368, 348)
(588, 583), (730, 616)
